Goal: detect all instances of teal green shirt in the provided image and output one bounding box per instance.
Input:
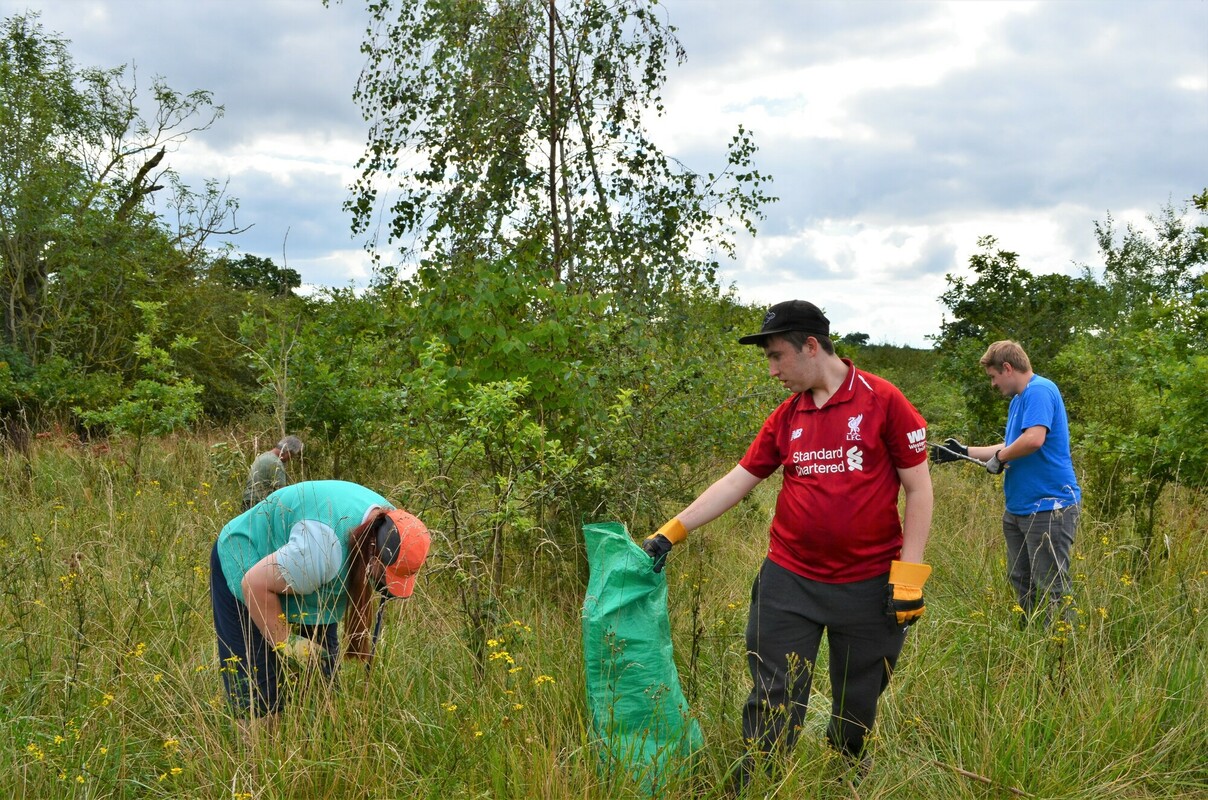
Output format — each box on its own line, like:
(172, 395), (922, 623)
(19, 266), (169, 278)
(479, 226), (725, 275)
(217, 480), (390, 625)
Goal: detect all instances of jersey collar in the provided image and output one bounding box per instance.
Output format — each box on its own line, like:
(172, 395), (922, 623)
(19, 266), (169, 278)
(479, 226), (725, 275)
(794, 358), (858, 412)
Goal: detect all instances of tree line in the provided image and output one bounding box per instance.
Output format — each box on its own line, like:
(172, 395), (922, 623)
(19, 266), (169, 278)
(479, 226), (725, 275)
(2, 6), (1204, 656)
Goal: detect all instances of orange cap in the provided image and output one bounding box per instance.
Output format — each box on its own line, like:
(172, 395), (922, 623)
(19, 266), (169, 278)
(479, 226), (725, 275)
(374, 509), (431, 598)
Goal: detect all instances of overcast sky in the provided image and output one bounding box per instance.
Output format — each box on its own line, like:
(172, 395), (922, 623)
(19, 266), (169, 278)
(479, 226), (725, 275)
(3, 0), (1205, 346)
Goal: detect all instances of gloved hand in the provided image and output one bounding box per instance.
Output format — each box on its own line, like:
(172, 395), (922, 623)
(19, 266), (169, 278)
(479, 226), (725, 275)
(930, 437), (967, 464)
(642, 518), (688, 573)
(642, 535), (674, 573)
(886, 560), (932, 626)
(985, 450), (1006, 475)
(276, 633), (329, 667)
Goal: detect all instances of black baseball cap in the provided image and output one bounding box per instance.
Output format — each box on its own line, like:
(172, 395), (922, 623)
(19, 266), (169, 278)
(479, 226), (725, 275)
(737, 300), (830, 345)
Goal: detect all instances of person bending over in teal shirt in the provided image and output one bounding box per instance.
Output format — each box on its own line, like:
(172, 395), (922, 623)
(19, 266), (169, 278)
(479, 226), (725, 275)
(211, 480), (431, 733)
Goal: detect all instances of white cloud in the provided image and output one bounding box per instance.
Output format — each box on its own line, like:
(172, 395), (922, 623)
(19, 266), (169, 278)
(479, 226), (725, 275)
(715, 200), (1160, 345)
(294, 248), (379, 289)
(176, 135), (363, 186)
(4, 0), (1205, 348)
(654, 0), (1039, 148)
(1175, 74), (1208, 92)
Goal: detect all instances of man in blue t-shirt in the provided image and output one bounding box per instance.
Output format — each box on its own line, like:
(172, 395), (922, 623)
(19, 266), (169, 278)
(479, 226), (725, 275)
(932, 341), (1081, 628)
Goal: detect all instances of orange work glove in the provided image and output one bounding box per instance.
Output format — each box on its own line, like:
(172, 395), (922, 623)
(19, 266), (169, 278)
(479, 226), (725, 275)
(886, 560), (932, 626)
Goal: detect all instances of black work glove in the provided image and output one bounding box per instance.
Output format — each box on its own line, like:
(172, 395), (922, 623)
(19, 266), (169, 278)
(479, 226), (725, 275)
(930, 437), (967, 464)
(985, 450), (1006, 475)
(641, 534), (674, 573)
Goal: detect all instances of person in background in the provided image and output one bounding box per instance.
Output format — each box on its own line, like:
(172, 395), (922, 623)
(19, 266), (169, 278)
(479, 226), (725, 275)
(931, 340), (1081, 628)
(642, 300), (933, 786)
(210, 479), (431, 734)
(242, 435), (303, 510)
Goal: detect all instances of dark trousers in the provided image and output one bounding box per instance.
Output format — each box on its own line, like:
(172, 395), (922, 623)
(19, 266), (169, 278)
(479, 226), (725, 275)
(1003, 505), (1080, 627)
(743, 559), (907, 759)
(210, 542), (337, 717)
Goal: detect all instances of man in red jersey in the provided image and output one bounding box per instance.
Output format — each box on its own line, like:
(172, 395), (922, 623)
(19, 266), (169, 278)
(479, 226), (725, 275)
(642, 300), (933, 785)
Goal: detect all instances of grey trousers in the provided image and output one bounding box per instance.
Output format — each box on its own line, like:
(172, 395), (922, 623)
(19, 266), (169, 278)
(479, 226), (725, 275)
(742, 559), (908, 759)
(1003, 504), (1080, 627)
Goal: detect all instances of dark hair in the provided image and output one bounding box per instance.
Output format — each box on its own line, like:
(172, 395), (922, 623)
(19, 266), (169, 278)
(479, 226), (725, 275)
(773, 330), (835, 355)
(341, 513), (383, 660)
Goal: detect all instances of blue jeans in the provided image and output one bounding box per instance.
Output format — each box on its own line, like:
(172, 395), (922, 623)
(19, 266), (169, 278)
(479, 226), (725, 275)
(210, 543), (338, 717)
(1002, 505), (1080, 627)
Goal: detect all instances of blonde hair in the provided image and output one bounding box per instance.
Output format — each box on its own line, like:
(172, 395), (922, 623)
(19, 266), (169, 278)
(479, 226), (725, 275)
(979, 340), (1032, 372)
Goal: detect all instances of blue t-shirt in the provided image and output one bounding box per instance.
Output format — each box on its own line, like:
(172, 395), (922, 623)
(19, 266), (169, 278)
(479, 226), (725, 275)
(1002, 375), (1081, 514)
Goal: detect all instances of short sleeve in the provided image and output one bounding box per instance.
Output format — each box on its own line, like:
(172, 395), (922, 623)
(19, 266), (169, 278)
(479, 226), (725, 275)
(1018, 383), (1058, 431)
(740, 404), (789, 480)
(883, 385), (929, 468)
(274, 520), (342, 595)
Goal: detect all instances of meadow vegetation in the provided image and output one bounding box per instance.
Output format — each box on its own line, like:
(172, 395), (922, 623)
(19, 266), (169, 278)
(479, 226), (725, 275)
(2, 8), (1206, 798)
(1, 431), (1203, 799)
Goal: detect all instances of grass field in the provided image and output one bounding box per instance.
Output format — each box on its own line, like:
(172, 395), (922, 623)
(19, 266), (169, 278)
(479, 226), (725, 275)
(1, 431), (1205, 799)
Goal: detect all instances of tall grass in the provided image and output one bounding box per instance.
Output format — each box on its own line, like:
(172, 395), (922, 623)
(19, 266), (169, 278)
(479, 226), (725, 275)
(1, 432), (1204, 798)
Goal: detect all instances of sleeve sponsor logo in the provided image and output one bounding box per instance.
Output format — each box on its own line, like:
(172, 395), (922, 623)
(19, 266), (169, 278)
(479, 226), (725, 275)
(906, 427), (927, 453)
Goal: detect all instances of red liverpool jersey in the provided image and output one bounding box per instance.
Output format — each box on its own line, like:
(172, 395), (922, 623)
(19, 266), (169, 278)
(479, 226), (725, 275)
(739, 361), (928, 583)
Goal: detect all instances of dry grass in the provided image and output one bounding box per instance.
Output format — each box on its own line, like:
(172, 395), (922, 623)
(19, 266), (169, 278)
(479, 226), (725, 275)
(1, 435), (1204, 798)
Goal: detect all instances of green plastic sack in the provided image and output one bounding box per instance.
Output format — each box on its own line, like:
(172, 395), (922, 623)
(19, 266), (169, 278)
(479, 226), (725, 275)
(581, 521), (703, 792)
